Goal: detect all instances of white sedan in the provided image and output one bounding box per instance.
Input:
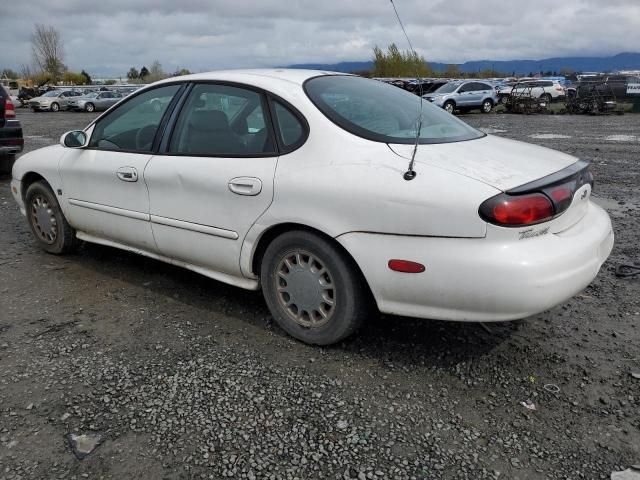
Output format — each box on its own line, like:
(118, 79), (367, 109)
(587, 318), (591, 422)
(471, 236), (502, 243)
(10, 69), (614, 345)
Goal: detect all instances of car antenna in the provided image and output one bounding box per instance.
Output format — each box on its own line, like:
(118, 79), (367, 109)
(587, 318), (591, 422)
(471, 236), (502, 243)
(389, 0), (423, 181)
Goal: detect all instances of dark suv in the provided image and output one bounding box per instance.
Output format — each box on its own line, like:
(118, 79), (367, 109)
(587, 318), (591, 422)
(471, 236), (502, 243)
(0, 86), (24, 175)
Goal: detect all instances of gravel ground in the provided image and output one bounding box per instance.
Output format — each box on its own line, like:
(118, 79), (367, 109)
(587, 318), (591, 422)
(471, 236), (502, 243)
(0, 109), (639, 480)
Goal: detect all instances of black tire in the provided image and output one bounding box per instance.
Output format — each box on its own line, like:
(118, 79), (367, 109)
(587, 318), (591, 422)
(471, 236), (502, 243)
(25, 181), (80, 255)
(260, 231), (371, 345)
(443, 101), (456, 114)
(85, 103), (95, 112)
(481, 99), (493, 113)
(0, 154), (16, 176)
(540, 93), (552, 104)
(50, 102), (60, 112)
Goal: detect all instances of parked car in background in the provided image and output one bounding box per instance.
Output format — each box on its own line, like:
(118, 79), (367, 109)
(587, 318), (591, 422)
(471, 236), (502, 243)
(29, 90), (82, 112)
(424, 80), (498, 113)
(67, 91), (123, 112)
(498, 80), (566, 104)
(10, 70), (613, 345)
(0, 85), (24, 175)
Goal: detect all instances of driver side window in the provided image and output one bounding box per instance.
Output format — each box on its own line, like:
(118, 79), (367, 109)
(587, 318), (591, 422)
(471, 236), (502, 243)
(89, 84), (181, 152)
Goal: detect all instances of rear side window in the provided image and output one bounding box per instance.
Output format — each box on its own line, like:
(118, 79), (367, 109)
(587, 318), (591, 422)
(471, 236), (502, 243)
(272, 101), (305, 150)
(477, 83), (492, 91)
(169, 83), (276, 156)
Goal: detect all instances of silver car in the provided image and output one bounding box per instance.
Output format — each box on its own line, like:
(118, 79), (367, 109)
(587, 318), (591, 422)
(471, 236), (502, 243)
(29, 90), (82, 112)
(67, 91), (122, 112)
(423, 81), (499, 114)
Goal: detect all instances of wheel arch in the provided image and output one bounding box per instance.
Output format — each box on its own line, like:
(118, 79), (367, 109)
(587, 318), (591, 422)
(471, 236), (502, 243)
(248, 222), (375, 302)
(21, 172), (48, 203)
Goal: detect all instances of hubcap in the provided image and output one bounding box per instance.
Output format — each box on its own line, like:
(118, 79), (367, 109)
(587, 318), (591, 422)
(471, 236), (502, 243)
(445, 103), (454, 113)
(30, 195), (58, 244)
(275, 250), (336, 328)
(483, 102), (491, 112)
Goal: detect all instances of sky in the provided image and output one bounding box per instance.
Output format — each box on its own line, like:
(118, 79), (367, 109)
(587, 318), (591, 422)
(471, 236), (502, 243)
(2, 0), (640, 78)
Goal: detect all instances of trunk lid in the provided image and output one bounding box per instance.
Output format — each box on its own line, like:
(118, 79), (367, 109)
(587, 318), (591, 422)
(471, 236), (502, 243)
(388, 134), (577, 192)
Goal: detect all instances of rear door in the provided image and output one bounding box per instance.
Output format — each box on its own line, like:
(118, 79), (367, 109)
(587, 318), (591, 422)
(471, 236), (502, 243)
(144, 83), (300, 277)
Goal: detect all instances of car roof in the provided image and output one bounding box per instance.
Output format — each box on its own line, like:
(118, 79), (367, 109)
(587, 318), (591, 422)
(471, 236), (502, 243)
(155, 69), (348, 87)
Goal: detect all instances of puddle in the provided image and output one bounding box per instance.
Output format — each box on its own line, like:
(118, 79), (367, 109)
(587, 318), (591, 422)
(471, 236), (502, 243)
(604, 135), (638, 142)
(529, 133), (572, 139)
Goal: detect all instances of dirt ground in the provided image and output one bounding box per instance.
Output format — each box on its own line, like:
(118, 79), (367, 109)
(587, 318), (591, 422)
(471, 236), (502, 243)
(0, 109), (639, 480)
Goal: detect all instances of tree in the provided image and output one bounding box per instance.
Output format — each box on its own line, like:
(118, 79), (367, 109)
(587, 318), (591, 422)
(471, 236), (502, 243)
(31, 24), (65, 81)
(139, 66), (149, 80)
(127, 67), (139, 80)
(443, 64), (461, 78)
(372, 44), (431, 78)
(1, 69), (19, 79)
(172, 68), (191, 77)
(147, 60), (166, 82)
(80, 69), (92, 85)
(104, 79), (117, 85)
(62, 71), (85, 85)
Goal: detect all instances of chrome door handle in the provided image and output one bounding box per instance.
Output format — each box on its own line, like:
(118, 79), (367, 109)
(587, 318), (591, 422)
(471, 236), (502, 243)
(228, 177), (262, 196)
(116, 166), (138, 182)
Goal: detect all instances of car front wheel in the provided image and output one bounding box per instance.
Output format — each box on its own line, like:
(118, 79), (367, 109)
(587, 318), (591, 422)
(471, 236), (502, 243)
(443, 101), (455, 114)
(50, 102), (60, 112)
(85, 103), (95, 112)
(25, 181), (80, 254)
(260, 231), (371, 345)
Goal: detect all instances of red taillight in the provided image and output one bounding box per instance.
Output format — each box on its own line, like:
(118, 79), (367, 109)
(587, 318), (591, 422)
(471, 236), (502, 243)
(4, 97), (16, 119)
(549, 186), (572, 203)
(481, 193), (554, 226)
(388, 259), (425, 273)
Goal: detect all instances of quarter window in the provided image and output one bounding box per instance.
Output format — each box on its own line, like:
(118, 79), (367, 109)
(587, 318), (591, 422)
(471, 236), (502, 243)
(89, 84), (181, 152)
(272, 101), (305, 149)
(169, 83), (275, 156)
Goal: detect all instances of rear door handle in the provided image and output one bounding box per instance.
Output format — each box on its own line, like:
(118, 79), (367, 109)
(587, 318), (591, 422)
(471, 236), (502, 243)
(228, 177), (262, 196)
(116, 166), (138, 182)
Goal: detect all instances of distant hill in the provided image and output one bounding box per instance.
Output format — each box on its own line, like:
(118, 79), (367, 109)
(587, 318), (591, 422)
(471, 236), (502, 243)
(288, 52), (640, 75)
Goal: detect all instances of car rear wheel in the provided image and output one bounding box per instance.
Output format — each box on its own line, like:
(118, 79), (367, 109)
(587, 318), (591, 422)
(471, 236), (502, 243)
(443, 101), (455, 114)
(260, 231), (370, 345)
(540, 93), (552, 104)
(85, 103), (95, 112)
(50, 102), (60, 112)
(25, 181), (80, 255)
(0, 154), (16, 176)
(481, 99), (493, 113)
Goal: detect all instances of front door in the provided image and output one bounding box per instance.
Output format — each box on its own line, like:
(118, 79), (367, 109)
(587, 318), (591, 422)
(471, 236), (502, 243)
(144, 82), (284, 277)
(58, 83), (183, 251)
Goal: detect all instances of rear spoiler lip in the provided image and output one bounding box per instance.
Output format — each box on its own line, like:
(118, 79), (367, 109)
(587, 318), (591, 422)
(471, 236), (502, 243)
(506, 159), (591, 195)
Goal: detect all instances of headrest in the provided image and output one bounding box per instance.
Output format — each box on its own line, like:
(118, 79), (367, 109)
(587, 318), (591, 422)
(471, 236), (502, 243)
(189, 109), (230, 132)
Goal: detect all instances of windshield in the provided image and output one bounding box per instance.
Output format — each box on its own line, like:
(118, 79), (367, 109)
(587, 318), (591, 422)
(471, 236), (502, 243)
(43, 90), (61, 97)
(304, 76), (483, 145)
(433, 82), (461, 94)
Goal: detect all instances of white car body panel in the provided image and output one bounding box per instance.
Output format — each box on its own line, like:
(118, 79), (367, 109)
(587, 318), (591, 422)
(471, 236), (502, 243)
(58, 148), (156, 251)
(389, 134), (577, 192)
(144, 154), (278, 277)
(10, 69), (614, 325)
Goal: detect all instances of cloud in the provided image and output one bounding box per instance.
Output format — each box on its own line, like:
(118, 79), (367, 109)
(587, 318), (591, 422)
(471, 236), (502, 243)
(2, 0), (639, 77)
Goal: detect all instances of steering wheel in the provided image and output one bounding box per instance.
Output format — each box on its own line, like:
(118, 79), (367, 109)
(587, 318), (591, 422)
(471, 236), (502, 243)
(135, 125), (157, 151)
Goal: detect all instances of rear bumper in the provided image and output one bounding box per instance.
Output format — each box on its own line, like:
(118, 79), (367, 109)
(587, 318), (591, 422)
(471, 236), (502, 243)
(337, 201), (614, 321)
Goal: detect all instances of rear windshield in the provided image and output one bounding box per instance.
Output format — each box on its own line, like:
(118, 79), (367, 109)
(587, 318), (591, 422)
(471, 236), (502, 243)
(304, 76), (483, 145)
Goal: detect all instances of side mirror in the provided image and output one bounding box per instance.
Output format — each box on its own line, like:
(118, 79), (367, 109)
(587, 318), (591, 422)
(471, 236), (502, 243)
(61, 130), (88, 148)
